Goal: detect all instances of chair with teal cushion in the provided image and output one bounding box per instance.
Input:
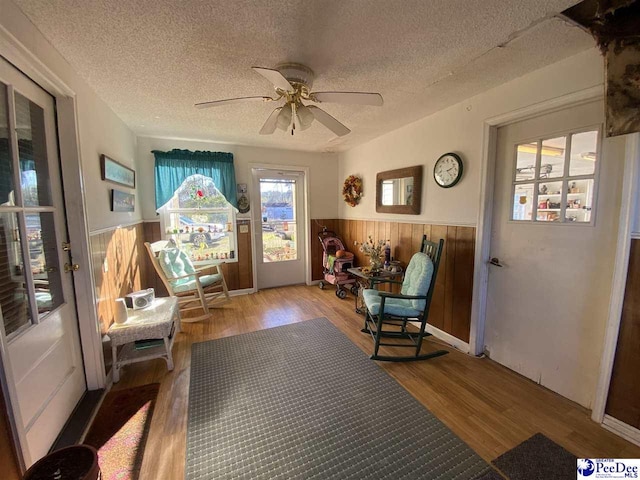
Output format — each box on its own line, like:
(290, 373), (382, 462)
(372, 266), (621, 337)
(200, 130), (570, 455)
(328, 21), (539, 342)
(145, 240), (230, 321)
(362, 236), (448, 361)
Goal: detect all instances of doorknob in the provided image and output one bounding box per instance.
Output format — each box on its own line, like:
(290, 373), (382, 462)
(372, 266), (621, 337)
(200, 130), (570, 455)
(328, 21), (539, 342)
(489, 257), (503, 267)
(64, 263), (80, 273)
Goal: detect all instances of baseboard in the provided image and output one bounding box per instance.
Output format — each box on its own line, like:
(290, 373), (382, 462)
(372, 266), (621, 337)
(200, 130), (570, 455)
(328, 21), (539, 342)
(229, 288), (255, 296)
(602, 415), (640, 447)
(407, 322), (471, 354)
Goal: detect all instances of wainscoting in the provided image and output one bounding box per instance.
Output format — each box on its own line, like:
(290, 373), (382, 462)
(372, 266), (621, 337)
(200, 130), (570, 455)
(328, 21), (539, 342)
(311, 219), (476, 343)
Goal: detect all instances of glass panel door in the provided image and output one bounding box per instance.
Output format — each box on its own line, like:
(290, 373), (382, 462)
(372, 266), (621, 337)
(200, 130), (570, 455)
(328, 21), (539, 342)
(259, 178), (297, 262)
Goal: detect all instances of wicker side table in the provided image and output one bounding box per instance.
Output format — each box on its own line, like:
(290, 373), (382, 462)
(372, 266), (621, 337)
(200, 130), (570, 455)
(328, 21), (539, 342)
(108, 296), (180, 382)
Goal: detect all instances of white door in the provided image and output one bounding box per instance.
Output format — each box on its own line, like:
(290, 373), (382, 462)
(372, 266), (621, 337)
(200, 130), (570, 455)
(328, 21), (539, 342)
(252, 168), (306, 289)
(0, 57), (86, 467)
(484, 100), (625, 408)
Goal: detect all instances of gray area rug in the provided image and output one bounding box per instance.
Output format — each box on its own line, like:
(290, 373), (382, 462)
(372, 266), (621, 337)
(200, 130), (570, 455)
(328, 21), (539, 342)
(492, 433), (576, 480)
(186, 317), (491, 479)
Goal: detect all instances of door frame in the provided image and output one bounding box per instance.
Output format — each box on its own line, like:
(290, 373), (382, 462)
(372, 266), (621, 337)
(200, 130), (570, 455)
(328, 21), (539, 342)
(473, 84), (640, 428)
(0, 27), (105, 392)
(248, 163), (311, 291)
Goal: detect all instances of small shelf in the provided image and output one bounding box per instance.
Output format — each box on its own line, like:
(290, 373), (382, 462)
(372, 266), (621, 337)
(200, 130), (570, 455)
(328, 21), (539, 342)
(538, 192), (583, 197)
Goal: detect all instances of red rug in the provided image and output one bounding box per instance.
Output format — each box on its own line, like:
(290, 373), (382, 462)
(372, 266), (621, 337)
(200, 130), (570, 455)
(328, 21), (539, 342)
(83, 383), (160, 480)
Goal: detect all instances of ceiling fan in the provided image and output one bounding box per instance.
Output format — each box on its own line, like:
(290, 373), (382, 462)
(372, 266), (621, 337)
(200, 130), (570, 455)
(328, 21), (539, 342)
(195, 63), (383, 137)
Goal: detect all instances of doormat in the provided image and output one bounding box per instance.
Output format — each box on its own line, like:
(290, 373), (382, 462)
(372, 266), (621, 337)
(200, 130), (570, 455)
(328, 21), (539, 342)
(186, 317), (491, 479)
(83, 383), (160, 480)
(492, 433), (576, 480)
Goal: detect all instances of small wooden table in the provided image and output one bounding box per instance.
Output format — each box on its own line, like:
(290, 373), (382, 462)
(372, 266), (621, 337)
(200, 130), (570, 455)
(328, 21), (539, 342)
(347, 267), (402, 314)
(108, 297), (180, 383)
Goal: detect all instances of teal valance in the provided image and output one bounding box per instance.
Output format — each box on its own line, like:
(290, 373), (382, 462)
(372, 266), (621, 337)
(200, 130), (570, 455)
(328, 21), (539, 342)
(152, 149), (237, 210)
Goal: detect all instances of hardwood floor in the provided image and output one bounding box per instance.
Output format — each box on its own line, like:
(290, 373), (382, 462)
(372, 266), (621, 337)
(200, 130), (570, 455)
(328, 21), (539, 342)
(110, 285), (640, 479)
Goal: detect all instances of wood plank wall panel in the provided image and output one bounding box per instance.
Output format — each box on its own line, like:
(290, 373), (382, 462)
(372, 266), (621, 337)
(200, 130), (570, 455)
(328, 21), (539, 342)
(141, 221), (254, 293)
(90, 223), (147, 335)
(311, 219), (476, 343)
(606, 239), (640, 429)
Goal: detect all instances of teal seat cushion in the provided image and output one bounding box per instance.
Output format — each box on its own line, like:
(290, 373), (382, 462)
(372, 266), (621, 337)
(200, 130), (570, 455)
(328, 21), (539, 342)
(362, 288), (422, 318)
(400, 252), (433, 312)
(172, 273), (223, 293)
(362, 252), (434, 318)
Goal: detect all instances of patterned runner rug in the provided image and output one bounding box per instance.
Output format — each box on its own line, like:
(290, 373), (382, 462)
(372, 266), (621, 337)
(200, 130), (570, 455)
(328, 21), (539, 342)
(186, 317), (491, 479)
(84, 383), (159, 480)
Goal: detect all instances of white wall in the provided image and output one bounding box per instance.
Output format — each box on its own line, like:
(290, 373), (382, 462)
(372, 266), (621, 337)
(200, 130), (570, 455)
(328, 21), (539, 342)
(1, 0), (139, 233)
(338, 48), (604, 226)
(136, 136), (339, 221)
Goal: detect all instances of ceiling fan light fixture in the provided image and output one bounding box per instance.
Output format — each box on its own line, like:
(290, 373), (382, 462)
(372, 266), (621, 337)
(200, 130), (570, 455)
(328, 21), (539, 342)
(276, 103), (292, 131)
(296, 104), (314, 130)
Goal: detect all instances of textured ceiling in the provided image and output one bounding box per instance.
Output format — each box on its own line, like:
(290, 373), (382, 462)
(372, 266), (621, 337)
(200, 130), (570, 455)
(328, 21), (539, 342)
(13, 0), (594, 152)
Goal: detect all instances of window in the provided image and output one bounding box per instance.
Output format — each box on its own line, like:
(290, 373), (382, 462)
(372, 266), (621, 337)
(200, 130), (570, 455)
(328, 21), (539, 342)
(511, 128), (600, 224)
(160, 174), (237, 262)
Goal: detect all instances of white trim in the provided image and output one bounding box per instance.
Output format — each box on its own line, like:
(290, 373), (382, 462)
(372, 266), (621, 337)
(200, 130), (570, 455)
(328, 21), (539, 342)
(591, 133), (640, 422)
(0, 25), (74, 97)
(89, 219), (145, 236)
(1, 24), (105, 392)
(228, 288), (256, 296)
(602, 414), (640, 447)
(248, 163), (312, 290)
(471, 86), (604, 357)
(331, 217), (477, 228)
(408, 322), (471, 354)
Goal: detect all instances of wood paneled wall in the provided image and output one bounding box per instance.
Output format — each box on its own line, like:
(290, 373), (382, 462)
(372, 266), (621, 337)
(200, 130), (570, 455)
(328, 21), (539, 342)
(311, 219), (476, 343)
(90, 223), (148, 336)
(606, 239), (640, 428)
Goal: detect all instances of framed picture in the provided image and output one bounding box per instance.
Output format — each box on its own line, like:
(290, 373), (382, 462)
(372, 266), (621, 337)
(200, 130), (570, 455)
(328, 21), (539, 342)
(111, 189), (135, 212)
(101, 154), (135, 188)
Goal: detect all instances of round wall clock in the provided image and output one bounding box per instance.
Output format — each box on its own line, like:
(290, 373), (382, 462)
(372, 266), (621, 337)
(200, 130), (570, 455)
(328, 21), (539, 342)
(434, 152), (463, 188)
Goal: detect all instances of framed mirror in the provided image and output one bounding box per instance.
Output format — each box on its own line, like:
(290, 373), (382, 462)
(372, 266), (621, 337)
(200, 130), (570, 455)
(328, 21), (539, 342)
(376, 165), (423, 214)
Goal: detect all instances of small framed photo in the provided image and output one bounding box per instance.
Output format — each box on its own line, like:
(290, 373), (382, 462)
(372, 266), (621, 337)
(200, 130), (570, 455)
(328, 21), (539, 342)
(101, 154), (135, 188)
(111, 189), (135, 212)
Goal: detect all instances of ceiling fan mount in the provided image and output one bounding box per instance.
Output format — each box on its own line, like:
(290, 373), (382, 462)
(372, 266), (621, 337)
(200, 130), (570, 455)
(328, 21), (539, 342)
(195, 62), (383, 137)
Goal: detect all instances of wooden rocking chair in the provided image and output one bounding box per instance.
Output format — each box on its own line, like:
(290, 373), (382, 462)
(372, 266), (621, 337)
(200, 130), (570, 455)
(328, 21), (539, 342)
(144, 240), (230, 322)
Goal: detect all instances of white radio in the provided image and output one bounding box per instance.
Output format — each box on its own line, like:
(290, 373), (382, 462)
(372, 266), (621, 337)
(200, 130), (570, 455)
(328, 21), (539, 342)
(124, 288), (155, 310)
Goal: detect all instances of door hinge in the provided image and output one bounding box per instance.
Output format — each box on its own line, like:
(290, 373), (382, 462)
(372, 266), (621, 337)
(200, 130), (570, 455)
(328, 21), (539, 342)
(62, 242), (71, 251)
(64, 263), (80, 273)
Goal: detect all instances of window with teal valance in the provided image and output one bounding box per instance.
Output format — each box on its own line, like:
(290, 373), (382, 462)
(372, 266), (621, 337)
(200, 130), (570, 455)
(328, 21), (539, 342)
(152, 149), (238, 210)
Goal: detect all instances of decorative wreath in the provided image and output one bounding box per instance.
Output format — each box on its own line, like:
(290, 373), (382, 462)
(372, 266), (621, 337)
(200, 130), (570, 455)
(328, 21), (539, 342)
(342, 175), (363, 207)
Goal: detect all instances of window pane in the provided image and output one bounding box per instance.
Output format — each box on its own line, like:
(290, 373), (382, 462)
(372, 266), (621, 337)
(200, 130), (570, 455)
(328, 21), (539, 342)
(26, 212), (64, 316)
(260, 179), (297, 262)
(0, 82), (16, 206)
(512, 183), (534, 221)
(565, 179), (594, 223)
(15, 92), (52, 207)
(0, 212), (32, 334)
(515, 143), (537, 181)
(537, 181), (563, 218)
(166, 211), (234, 261)
(174, 174), (230, 210)
(569, 131), (598, 177)
(540, 136), (566, 179)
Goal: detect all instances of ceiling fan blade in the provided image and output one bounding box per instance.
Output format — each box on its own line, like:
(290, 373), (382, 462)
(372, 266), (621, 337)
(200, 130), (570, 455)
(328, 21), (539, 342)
(195, 96), (274, 109)
(259, 107), (282, 135)
(252, 67), (294, 93)
(307, 106), (351, 137)
(310, 91), (383, 106)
